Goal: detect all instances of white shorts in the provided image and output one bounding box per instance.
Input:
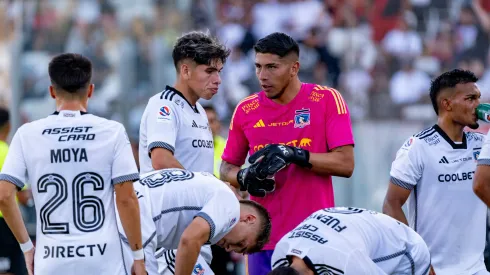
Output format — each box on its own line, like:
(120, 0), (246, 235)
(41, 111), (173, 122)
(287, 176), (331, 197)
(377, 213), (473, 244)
(375, 239), (431, 275)
(156, 248), (214, 275)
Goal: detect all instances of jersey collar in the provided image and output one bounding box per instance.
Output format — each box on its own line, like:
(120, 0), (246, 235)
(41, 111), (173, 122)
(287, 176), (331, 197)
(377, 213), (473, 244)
(433, 124), (467, 149)
(164, 85), (199, 114)
(51, 111), (89, 116)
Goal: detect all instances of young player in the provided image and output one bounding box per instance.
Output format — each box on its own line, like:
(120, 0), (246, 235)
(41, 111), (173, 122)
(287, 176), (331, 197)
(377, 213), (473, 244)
(138, 31), (231, 175)
(138, 31), (231, 272)
(220, 32), (355, 274)
(0, 53), (145, 275)
(269, 207), (431, 275)
(116, 169), (271, 275)
(383, 69), (488, 274)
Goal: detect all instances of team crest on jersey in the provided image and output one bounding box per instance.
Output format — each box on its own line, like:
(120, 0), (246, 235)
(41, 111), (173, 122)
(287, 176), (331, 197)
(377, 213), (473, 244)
(474, 148), (481, 161)
(193, 263), (205, 275)
(294, 109), (310, 128)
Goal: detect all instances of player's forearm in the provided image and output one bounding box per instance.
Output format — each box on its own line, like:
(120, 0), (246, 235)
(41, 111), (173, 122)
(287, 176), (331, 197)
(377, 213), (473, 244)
(382, 200), (409, 226)
(116, 189), (143, 251)
(174, 236), (201, 275)
(0, 188), (30, 244)
(473, 167), (490, 207)
(309, 149), (354, 178)
(151, 148), (185, 170)
(220, 161), (241, 188)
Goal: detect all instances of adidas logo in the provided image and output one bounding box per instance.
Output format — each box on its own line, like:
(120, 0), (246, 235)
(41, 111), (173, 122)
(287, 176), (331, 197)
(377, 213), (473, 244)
(439, 156), (449, 164)
(253, 119), (266, 128)
(192, 120), (198, 128)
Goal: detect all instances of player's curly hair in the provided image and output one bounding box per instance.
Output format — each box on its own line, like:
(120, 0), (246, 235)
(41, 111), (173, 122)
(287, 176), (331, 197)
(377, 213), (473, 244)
(254, 32), (299, 58)
(239, 200), (271, 253)
(267, 267), (300, 275)
(172, 31), (231, 72)
(429, 69), (478, 115)
(48, 53), (92, 94)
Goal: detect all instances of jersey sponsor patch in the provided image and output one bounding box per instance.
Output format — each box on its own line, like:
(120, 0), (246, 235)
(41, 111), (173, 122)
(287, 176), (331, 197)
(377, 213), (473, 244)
(193, 263), (205, 275)
(158, 106), (171, 121)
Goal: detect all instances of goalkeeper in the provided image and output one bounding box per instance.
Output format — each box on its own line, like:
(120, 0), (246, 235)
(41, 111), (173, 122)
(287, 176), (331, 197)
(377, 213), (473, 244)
(219, 32), (355, 275)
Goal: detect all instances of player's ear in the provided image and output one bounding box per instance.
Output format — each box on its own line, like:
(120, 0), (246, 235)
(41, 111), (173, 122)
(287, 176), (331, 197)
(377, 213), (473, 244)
(290, 61), (300, 77)
(87, 84), (94, 98)
(49, 86), (56, 99)
(441, 98), (452, 112)
(181, 62), (191, 80)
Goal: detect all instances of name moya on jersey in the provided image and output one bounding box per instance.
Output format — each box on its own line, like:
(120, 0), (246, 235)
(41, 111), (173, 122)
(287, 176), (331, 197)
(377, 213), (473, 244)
(50, 148), (88, 163)
(43, 243), (107, 259)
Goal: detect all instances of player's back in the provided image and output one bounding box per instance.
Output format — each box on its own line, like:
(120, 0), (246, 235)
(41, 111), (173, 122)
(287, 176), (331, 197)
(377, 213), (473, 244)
(137, 169), (239, 253)
(14, 111), (136, 274)
(273, 207), (425, 274)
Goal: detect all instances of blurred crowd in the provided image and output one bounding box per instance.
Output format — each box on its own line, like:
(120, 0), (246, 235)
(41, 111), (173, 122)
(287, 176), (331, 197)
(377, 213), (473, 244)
(0, 0), (489, 133)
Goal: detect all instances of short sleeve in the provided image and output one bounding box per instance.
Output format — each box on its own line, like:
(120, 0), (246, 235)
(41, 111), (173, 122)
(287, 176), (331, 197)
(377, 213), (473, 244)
(478, 130), (490, 165)
(389, 137), (423, 190)
(345, 249), (388, 275)
(146, 98), (179, 155)
(112, 124), (139, 185)
(0, 127), (26, 189)
(221, 104), (249, 166)
(194, 185), (240, 244)
(324, 88), (355, 150)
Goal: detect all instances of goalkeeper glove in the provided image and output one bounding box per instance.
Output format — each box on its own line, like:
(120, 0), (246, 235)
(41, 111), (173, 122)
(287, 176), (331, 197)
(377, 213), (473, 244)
(249, 144), (312, 176)
(237, 163), (275, 197)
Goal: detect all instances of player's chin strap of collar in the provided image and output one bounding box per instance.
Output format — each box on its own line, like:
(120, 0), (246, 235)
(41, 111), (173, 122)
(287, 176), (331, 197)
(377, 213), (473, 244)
(286, 255), (319, 275)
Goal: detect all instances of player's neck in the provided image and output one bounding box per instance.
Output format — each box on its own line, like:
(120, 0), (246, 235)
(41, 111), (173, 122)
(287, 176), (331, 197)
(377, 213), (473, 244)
(437, 118), (465, 142)
(56, 99), (88, 113)
(173, 82), (198, 106)
(272, 78), (302, 105)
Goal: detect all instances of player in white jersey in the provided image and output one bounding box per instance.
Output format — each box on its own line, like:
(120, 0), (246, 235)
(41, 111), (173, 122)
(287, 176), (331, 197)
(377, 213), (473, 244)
(116, 169), (272, 275)
(138, 31), (231, 273)
(383, 69), (489, 275)
(0, 54), (145, 275)
(268, 207), (430, 275)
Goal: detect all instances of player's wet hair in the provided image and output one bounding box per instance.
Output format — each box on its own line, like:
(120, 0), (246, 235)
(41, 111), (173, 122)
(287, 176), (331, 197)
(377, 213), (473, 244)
(254, 32), (299, 58)
(429, 69), (478, 115)
(172, 31), (231, 72)
(267, 267), (300, 275)
(239, 200), (271, 253)
(48, 53), (92, 94)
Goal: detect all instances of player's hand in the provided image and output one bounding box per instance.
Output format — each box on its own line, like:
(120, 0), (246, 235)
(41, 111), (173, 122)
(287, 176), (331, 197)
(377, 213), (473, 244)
(237, 163), (275, 197)
(23, 247), (35, 275)
(429, 265), (436, 275)
(249, 144), (312, 175)
(131, 259), (147, 275)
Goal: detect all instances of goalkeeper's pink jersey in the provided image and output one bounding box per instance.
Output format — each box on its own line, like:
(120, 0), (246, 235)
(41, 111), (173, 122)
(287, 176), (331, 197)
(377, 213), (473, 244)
(222, 83), (354, 250)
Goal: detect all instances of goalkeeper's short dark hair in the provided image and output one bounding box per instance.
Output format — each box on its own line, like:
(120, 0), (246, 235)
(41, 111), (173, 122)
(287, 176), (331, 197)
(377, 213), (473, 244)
(172, 31), (231, 72)
(254, 32), (299, 58)
(429, 69), (478, 115)
(48, 53), (92, 93)
(0, 107), (9, 128)
(239, 200), (271, 253)
(267, 267), (300, 275)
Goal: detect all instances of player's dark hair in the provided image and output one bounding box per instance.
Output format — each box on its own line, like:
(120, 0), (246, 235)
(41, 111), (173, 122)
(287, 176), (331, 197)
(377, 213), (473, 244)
(0, 108), (9, 128)
(429, 69), (478, 115)
(240, 200), (271, 253)
(254, 32), (300, 58)
(267, 267), (300, 275)
(48, 53), (92, 94)
(172, 31), (231, 72)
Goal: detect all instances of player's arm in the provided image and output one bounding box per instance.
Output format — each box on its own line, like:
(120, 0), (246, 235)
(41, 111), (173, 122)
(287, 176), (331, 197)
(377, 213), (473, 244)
(112, 125), (145, 264)
(220, 104), (250, 189)
(382, 137), (421, 225)
(174, 217), (210, 275)
(308, 145), (354, 177)
(0, 127), (32, 251)
(473, 133), (490, 207)
(145, 100), (184, 170)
